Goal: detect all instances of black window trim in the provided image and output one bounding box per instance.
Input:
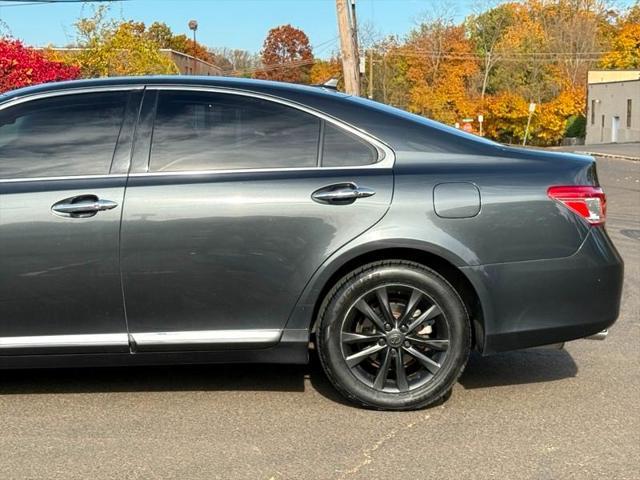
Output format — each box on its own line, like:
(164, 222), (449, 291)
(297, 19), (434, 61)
(0, 85), (144, 183)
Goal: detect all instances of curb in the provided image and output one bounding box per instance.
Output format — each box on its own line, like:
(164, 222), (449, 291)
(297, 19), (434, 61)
(575, 151), (640, 161)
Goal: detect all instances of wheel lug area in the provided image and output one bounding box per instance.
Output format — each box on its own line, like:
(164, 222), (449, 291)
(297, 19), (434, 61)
(400, 325), (408, 332)
(378, 338), (386, 346)
(403, 340), (411, 348)
(384, 323), (392, 331)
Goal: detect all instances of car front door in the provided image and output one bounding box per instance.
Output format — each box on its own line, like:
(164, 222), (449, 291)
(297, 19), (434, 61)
(0, 89), (141, 355)
(120, 87), (394, 351)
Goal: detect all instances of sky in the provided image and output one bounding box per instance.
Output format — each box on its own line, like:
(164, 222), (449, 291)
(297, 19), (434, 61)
(0, 0), (473, 56)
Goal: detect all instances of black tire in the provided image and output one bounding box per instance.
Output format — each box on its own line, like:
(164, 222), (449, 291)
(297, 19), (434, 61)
(316, 260), (471, 410)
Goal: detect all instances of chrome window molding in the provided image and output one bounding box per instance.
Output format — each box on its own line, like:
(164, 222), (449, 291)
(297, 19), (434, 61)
(127, 164), (388, 179)
(144, 85), (396, 171)
(0, 173), (128, 184)
(0, 85), (144, 113)
(131, 329), (281, 346)
(0, 333), (129, 349)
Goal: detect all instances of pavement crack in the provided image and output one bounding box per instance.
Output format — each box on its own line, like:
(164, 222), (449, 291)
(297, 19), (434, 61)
(336, 413), (432, 479)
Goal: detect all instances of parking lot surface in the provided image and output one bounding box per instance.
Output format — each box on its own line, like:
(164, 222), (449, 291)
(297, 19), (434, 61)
(0, 157), (638, 479)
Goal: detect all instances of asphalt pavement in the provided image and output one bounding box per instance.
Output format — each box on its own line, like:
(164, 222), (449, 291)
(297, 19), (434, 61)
(550, 142), (640, 160)
(0, 157), (638, 479)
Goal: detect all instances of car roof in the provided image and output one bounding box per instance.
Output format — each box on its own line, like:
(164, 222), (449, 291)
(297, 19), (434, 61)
(0, 76), (349, 102)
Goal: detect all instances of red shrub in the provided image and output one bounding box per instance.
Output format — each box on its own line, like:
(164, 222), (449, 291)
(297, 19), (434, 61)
(0, 38), (80, 94)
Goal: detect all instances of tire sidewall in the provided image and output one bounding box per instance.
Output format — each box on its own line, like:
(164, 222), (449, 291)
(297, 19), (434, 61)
(318, 262), (470, 410)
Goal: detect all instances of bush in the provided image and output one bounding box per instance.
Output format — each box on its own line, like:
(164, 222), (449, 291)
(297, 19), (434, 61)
(0, 38), (80, 94)
(565, 115), (586, 139)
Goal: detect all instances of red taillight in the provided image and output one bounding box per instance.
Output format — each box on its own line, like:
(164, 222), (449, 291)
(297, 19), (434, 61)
(548, 186), (606, 225)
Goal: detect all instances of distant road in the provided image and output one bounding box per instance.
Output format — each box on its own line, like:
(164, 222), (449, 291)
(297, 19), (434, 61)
(549, 142), (639, 160)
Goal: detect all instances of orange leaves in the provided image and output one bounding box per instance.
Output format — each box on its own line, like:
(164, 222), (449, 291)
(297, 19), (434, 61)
(254, 24), (313, 83)
(484, 92), (530, 142)
(402, 24), (479, 125)
(600, 22), (640, 69)
(483, 87), (586, 144)
(309, 58), (342, 85)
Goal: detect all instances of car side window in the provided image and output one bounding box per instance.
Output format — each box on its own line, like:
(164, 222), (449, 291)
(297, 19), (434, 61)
(0, 92), (127, 179)
(322, 123), (378, 167)
(149, 91), (321, 172)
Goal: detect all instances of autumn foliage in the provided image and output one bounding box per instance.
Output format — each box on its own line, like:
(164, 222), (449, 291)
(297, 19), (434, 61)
(309, 57), (342, 85)
(254, 24), (313, 83)
(71, 10), (178, 77)
(0, 38), (79, 93)
(2, 0), (638, 146)
(364, 0), (640, 145)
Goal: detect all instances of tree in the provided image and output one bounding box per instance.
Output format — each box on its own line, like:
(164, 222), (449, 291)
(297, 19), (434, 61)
(466, 2), (517, 100)
(486, 5), (559, 105)
(309, 57), (342, 86)
(73, 8), (178, 77)
(374, 36), (412, 108)
(538, 0), (610, 86)
(146, 21), (173, 48)
(402, 19), (479, 124)
(210, 47), (261, 72)
(600, 3), (640, 68)
(169, 34), (214, 63)
(484, 91), (530, 143)
(0, 19), (10, 38)
(254, 24), (313, 83)
(144, 21), (215, 64)
(0, 38), (79, 93)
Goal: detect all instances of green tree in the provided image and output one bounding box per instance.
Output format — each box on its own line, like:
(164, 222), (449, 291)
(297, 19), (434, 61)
(146, 21), (173, 48)
(74, 7), (178, 77)
(466, 2), (517, 99)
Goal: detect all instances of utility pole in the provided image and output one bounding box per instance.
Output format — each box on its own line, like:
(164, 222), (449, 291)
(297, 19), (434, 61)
(336, 0), (360, 96)
(350, 0), (358, 57)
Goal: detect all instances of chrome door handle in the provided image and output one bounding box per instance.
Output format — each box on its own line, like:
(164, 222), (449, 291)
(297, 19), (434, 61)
(52, 195), (118, 217)
(311, 182), (376, 205)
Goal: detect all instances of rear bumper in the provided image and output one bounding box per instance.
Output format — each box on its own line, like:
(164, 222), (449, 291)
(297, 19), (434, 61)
(462, 227), (624, 354)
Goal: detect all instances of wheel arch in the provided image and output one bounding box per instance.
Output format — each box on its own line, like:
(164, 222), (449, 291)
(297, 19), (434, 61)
(287, 242), (486, 351)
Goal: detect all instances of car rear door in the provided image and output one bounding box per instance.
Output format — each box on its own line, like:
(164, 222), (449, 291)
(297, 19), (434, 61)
(120, 87), (394, 351)
(0, 88), (141, 355)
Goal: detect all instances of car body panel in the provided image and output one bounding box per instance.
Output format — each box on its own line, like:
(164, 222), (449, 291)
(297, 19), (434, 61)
(461, 226), (623, 353)
(0, 177), (129, 353)
(120, 168), (393, 337)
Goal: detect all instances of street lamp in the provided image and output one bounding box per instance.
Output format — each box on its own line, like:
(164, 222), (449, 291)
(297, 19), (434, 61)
(188, 20), (198, 75)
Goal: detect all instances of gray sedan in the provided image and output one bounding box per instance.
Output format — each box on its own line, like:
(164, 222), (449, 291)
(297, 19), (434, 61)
(0, 77), (623, 410)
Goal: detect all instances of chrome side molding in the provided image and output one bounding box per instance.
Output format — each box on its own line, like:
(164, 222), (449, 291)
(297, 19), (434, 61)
(0, 333), (129, 349)
(130, 329), (281, 347)
(0, 329), (282, 351)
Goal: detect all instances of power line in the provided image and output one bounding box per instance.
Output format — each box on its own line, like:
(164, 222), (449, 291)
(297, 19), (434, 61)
(0, 0), (127, 6)
(0, 0), (125, 2)
(365, 47), (615, 62)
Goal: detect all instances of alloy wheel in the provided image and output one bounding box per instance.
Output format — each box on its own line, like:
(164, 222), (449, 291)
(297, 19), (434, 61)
(340, 284), (450, 393)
